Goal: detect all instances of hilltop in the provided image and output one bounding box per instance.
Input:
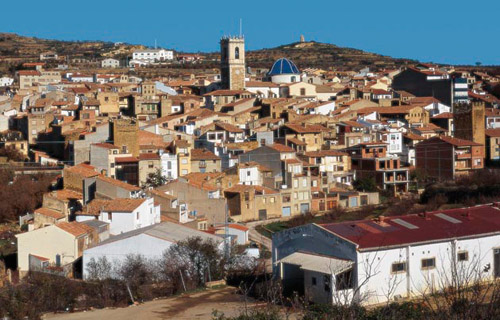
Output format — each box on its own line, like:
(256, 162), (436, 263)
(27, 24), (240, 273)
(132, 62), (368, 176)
(0, 33), (144, 60)
(246, 41), (417, 70)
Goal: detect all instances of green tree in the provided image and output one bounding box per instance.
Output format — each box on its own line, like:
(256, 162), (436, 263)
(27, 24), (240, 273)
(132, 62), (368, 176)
(352, 176), (377, 192)
(143, 168), (167, 188)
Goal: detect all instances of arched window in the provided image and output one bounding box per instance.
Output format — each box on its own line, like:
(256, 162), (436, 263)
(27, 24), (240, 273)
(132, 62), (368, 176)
(235, 47), (240, 59)
(291, 76), (296, 82)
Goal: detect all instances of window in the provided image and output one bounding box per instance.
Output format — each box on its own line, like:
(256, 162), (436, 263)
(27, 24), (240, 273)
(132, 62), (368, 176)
(181, 169), (188, 175)
(107, 212), (112, 221)
(300, 88), (306, 96)
(148, 161), (154, 168)
(302, 178), (307, 187)
(167, 161), (172, 170)
(421, 258), (436, 270)
(244, 192), (250, 201)
(391, 262), (407, 273)
(270, 197), (275, 203)
(247, 170), (251, 176)
(293, 179), (298, 188)
(110, 163), (115, 168)
(458, 251), (469, 262)
(311, 277), (317, 286)
(235, 47), (240, 59)
(136, 212), (139, 220)
(181, 158), (188, 164)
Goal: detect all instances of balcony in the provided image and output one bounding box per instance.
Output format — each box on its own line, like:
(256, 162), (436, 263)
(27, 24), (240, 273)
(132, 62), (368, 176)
(455, 153), (471, 159)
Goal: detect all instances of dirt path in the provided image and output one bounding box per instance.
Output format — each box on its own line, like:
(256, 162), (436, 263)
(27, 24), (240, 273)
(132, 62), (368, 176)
(44, 286), (258, 320)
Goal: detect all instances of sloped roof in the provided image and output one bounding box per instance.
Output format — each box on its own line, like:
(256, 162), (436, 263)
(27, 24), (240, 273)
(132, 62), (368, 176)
(57, 221), (94, 237)
(87, 222), (222, 249)
(191, 148), (220, 161)
(34, 207), (65, 220)
(320, 204), (500, 250)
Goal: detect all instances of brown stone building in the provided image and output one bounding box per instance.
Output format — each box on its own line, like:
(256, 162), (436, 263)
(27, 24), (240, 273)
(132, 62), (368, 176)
(415, 136), (484, 180)
(453, 102), (485, 153)
(111, 118), (139, 157)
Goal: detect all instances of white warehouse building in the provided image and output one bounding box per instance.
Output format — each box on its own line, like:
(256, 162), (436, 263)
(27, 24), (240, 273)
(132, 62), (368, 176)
(273, 204), (500, 305)
(131, 49), (174, 65)
(82, 222), (223, 279)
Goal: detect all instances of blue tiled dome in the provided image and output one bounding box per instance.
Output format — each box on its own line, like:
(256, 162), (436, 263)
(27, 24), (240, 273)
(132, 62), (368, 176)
(268, 58), (300, 76)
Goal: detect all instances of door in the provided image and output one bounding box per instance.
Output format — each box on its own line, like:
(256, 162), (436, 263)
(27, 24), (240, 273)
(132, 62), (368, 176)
(259, 209), (267, 220)
(494, 249), (500, 278)
(282, 206), (291, 217)
(300, 203), (309, 214)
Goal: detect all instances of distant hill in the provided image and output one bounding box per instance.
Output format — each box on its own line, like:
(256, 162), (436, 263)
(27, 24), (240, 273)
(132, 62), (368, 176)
(0, 33), (144, 61)
(1, 33), (416, 73)
(203, 40), (417, 71)
(244, 41), (417, 70)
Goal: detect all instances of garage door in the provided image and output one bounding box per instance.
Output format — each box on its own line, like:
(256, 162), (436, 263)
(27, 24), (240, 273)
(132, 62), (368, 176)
(282, 206), (291, 217)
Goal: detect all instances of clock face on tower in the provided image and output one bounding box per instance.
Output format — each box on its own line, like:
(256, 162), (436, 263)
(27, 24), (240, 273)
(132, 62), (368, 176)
(235, 69), (240, 75)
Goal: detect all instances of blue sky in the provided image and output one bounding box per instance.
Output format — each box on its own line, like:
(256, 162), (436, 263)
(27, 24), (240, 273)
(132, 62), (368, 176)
(1, 0), (499, 65)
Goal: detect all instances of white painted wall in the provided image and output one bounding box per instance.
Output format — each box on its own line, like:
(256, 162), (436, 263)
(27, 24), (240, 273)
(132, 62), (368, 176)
(239, 167), (260, 185)
(99, 198), (160, 235)
(83, 233), (173, 279)
(16, 225), (77, 272)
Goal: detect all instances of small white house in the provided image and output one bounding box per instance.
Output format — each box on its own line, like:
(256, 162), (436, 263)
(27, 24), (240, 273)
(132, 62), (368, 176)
(273, 204), (500, 306)
(82, 221), (223, 279)
(76, 198), (160, 235)
(160, 151), (178, 180)
(0, 76), (14, 87)
(215, 223), (249, 245)
(382, 130), (403, 154)
(101, 58), (120, 68)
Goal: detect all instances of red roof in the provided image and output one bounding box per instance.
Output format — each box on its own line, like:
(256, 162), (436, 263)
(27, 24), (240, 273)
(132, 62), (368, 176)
(320, 204), (500, 250)
(139, 153), (161, 160)
(439, 135), (482, 147)
(267, 143), (295, 153)
(486, 129), (500, 137)
(115, 156), (139, 163)
(432, 112), (453, 119)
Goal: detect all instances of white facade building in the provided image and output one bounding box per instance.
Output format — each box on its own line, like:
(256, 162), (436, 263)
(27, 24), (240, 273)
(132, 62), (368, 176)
(82, 221), (223, 279)
(239, 166), (260, 186)
(0, 76), (14, 87)
(101, 58), (120, 68)
(382, 130), (403, 154)
(131, 49), (174, 65)
(273, 204), (500, 306)
(160, 151), (178, 180)
(76, 198), (160, 235)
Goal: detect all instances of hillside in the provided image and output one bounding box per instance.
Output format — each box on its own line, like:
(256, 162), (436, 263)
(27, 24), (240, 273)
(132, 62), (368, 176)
(0, 33), (417, 73)
(0, 33), (144, 59)
(246, 41), (416, 70)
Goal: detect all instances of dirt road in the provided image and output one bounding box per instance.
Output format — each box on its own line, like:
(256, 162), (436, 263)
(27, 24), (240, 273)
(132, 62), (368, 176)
(44, 286), (257, 320)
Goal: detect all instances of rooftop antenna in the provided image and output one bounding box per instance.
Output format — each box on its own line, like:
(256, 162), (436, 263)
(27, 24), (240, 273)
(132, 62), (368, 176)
(239, 18), (242, 38)
(154, 39), (157, 49)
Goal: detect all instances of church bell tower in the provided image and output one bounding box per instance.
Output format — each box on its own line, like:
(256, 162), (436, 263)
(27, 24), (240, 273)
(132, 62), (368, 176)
(220, 36), (245, 90)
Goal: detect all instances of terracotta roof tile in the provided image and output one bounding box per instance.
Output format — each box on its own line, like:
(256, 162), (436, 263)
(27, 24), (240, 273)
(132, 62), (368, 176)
(191, 149), (220, 161)
(57, 221), (93, 237)
(34, 207), (65, 220)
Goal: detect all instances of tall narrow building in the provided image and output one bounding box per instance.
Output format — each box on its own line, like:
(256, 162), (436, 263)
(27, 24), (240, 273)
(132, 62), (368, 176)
(220, 36), (245, 90)
(453, 101), (486, 152)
